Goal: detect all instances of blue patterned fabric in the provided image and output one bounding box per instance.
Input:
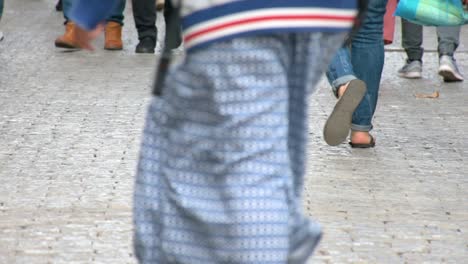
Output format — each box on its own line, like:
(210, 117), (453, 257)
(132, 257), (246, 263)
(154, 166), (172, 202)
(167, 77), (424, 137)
(134, 32), (345, 264)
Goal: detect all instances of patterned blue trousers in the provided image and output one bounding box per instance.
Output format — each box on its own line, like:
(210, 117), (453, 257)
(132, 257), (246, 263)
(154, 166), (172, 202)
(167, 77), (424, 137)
(134, 32), (345, 264)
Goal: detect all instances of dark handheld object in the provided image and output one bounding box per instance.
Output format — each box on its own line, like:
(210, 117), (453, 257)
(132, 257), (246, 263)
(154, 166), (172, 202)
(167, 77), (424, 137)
(153, 52), (171, 96)
(152, 2), (181, 96)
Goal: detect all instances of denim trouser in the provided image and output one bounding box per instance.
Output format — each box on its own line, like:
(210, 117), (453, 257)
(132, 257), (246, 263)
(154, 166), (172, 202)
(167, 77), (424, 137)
(134, 32), (346, 264)
(401, 19), (460, 61)
(325, 0), (388, 132)
(62, 0), (125, 25)
(0, 0), (3, 21)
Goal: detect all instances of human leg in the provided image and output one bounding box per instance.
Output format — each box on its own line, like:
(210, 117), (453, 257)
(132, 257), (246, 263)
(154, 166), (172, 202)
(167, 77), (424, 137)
(286, 32), (346, 263)
(437, 26), (463, 82)
(104, 0), (125, 50)
(349, 0), (387, 145)
(62, 0), (72, 21)
(163, 0), (182, 50)
(134, 35), (294, 263)
(133, 32), (344, 264)
(132, 0), (157, 53)
(401, 19), (423, 61)
(437, 26), (460, 57)
(106, 0), (125, 25)
(398, 19), (423, 79)
(324, 46), (367, 146)
(55, 0), (80, 49)
(326, 47), (358, 96)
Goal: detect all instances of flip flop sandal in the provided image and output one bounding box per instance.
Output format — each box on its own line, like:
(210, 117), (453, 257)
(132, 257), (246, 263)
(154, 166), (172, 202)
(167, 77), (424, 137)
(349, 134), (376, 148)
(323, 79), (367, 146)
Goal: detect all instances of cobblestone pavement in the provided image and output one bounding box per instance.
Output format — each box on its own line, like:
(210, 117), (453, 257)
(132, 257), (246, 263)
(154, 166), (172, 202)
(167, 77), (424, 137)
(0, 1), (467, 263)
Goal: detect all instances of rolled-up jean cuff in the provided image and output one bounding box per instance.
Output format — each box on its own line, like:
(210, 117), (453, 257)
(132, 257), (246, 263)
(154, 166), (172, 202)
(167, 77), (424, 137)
(107, 18), (124, 25)
(351, 123), (372, 132)
(332, 75), (357, 97)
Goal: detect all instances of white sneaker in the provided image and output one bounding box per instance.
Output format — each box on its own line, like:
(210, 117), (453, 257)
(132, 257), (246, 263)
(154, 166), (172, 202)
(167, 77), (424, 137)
(0, 32), (4, 42)
(438, 55), (464, 82)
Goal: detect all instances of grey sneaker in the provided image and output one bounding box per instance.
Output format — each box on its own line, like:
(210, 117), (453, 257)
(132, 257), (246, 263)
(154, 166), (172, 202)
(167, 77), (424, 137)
(398, 59), (422, 79)
(438, 55), (464, 82)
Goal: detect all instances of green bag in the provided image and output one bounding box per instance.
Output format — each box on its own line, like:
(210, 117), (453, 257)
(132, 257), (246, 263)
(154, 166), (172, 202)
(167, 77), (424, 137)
(395, 0), (468, 26)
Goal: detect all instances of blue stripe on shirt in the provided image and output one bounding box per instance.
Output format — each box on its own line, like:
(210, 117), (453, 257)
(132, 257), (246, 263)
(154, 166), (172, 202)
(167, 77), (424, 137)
(183, 0), (358, 27)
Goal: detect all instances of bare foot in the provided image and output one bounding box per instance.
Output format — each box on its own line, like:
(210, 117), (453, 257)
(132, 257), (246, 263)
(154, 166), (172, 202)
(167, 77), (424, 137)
(337, 82), (350, 98)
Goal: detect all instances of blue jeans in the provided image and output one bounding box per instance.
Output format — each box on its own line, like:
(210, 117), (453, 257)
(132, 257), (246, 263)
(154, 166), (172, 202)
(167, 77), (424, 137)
(326, 0), (388, 132)
(0, 0), (3, 21)
(62, 0), (125, 25)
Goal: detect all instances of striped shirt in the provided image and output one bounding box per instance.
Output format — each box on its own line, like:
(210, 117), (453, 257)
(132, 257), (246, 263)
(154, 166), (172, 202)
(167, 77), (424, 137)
(70, 0), (357, 51)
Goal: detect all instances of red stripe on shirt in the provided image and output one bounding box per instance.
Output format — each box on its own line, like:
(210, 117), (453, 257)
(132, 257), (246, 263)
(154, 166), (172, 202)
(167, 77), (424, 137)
(185, 14), (355, 42)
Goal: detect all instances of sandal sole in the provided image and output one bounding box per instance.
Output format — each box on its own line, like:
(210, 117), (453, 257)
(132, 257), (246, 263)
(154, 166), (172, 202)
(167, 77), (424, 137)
(323, 79), (366, 146)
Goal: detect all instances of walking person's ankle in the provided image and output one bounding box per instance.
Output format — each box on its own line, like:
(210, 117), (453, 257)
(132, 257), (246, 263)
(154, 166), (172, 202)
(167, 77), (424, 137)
(337, 82), (350, 98)
(350, 131), (373, 144)
(349, 130), (375, 148)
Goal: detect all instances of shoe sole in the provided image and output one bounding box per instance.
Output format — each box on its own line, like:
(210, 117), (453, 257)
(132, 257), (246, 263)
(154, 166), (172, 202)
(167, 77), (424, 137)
(398, 72), (422, 79)
(349, 135), (376, 148)
(55, 42), (80, 49)
(323, 79), (366, 146)
(438, 66), (464, 82)
(135, 49), (155, 54)
(105, 46), (123, 51)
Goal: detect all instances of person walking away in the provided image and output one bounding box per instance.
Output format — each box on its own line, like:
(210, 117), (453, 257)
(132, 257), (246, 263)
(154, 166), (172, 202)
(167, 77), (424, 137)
(55, 0), (126, 50)
(397, 19), (463, 82)
(324, 0), (389, 148)
(132, 0), (181, 53)
(68, 0), (360, 263)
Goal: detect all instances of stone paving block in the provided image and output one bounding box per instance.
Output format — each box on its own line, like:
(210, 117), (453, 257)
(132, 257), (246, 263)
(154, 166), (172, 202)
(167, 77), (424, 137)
(0, 0), (467, 263)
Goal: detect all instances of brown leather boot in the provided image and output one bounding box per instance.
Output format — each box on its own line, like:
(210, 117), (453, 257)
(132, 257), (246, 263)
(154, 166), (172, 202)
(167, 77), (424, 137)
(104, 21), (123, 50)
(55, 22), (79, 49)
